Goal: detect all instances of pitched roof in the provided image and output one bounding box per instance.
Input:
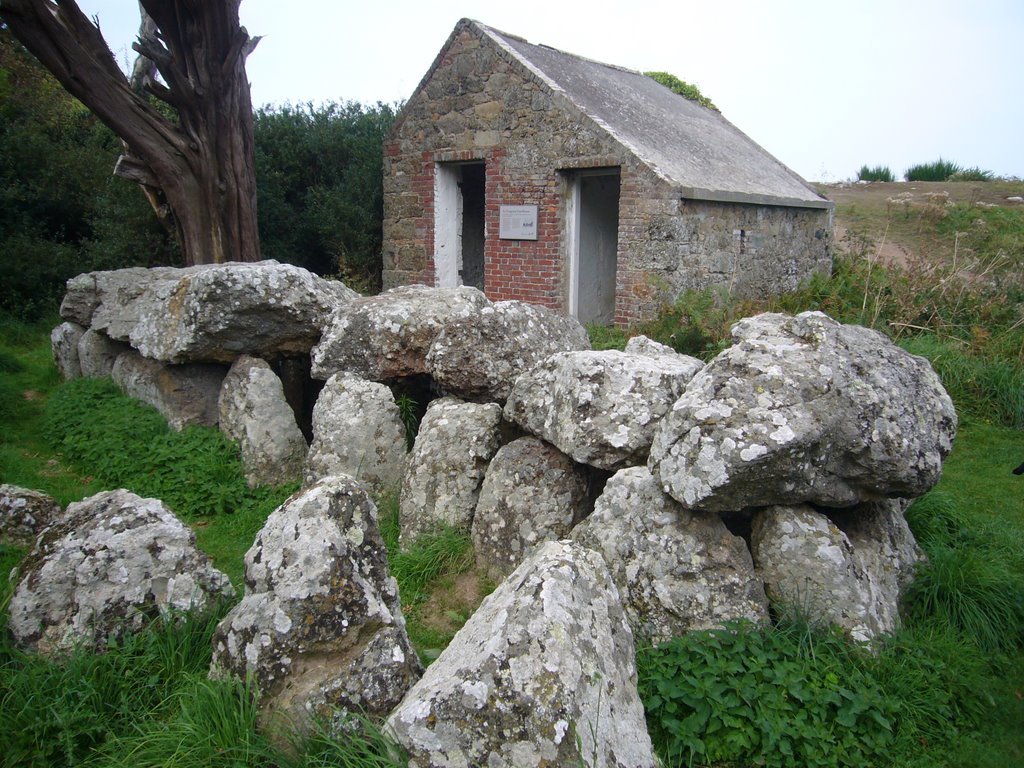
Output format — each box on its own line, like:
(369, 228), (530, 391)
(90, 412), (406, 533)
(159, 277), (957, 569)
(459, 20), (830, 210)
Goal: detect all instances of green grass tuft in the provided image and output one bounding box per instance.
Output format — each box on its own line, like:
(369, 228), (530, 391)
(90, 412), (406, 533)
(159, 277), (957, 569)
(905, 158), (963, 182)
(858, 164), (895, 182)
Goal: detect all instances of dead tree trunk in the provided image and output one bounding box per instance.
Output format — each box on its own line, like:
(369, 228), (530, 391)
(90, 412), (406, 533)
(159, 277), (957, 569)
(0, 0), (261, 265)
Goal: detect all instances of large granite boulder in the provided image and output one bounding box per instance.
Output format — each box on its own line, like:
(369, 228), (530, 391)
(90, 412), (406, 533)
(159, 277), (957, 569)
(64, 262), (354, 364)
(399, 397), (503, 548)
(386, 540), (656, 768)
(472, 437), (590, 582)
(8, 489), (234, 655)
(649, 312), (958, 511)
(50, 321), (84, 380)
(210, 477), (421, 729)
(60, 266), (182, 327)
(751, 500), (921, 642)
(218, 355), (307, 488)
(425, 300), (591, 403)
(311, 285), (490, 381)
(77, 328), (130, 379)
(304, 372), (408, 494)
(111, 351), (226, 431)
(504, 349), (704, 471)
(573, 467), (768, 644)
(0, 485), (61, 547)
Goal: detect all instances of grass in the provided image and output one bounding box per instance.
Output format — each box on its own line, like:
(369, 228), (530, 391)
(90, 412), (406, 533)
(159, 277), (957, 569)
(905, 158), (965, 182)
(858, 164), (895, 182)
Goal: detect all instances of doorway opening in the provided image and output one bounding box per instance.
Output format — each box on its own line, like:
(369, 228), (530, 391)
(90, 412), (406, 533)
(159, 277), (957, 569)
(567, 168), (621, 325)
(434, 161), (486, 290)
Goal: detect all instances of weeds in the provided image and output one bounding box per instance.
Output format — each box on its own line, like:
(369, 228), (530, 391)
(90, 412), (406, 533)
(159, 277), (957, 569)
(858, 164), (895, 182)
(906, 159), (964, 182)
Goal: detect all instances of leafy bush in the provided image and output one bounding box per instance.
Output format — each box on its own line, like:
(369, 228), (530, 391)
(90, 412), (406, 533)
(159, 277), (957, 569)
(905, 158), (963, 182)
(949, 167), (995, 182)
(41, 377), (286, 517)
(857, 164), (895, 182)
(638, 620), (897, 767)
(644, 71), (717, 110)
(254, 101), (397, 291)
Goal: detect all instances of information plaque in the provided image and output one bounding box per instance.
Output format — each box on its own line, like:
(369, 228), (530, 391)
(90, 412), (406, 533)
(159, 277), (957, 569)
(499, 204), (538, 240)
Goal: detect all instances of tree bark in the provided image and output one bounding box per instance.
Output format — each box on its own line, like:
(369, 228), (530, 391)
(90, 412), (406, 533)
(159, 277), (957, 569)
(0, 0), (261, 265)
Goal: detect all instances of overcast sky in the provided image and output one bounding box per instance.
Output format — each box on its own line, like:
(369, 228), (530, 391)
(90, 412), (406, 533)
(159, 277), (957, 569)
(76, 0), (1023, 182)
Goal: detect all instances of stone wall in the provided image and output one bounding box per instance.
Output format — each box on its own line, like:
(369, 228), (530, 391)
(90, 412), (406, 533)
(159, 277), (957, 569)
(382, 24), (832, 325)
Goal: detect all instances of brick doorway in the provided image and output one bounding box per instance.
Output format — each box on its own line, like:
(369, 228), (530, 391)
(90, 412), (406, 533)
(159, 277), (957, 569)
(434, 161), (486, 289)
(567, 169), (620, 325)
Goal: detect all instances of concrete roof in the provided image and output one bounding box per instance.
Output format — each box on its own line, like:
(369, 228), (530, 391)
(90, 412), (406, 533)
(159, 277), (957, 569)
(471, 20), (831, 210)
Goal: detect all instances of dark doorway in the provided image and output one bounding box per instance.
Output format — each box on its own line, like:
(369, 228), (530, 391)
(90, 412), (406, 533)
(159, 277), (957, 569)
(570, 169), (620, 325)
(459, 163), (486, 290)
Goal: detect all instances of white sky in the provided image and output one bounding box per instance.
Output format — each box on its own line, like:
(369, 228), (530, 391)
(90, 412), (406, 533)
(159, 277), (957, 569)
(76, 0), (1023, 182)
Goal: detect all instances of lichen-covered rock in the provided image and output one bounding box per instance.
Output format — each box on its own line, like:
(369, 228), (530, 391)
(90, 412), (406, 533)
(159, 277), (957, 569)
(218, 355), (307, 488)
(426, 300), (591, 402)
(60, 266), (182, 327)
(311, 285), (490, 381)
(304, 372), (407, 494)
(8, 489), (234, 655)
(573, 467), (768, 644)
(625, 334), (700, 363)
(751, 500), (921, 642)
(111, 351), (226, 430)
(51, 321), (84, 380)
(0, 485), (61, 547)
(386, 540), (656, 768)
(649, 312), (958, 511)
(472, 437), (590, 582)
(66, 262), (354, 364)
(209, 477), (421, 729)
(77, 328), (130, 379)
(504, 349), (704, 471)
(399, 397), (503, 548)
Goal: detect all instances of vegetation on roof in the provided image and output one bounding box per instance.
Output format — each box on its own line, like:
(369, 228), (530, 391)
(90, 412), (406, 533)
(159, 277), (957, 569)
(644, 71), (718, 111)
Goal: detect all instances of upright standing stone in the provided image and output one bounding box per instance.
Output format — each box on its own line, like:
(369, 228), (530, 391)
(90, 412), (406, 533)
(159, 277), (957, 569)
(304, 372), (408, 494)
(111, 351), (226, 431)
(399, 397), (502, 548)
(210, 477), (422, 730)
(50, 321), (84, 380)
(77, 328), (130, 379)
(573, 467), (768, 644)
(386, 540), (656, 768)
(218, 355), (307, 488)
(472, 436), (590, 582)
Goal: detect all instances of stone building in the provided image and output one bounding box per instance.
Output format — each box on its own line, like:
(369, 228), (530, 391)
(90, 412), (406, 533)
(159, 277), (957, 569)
(382, 19), (833, 326)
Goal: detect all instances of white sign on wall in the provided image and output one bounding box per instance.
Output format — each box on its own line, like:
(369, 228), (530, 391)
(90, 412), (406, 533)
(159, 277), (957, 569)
(499, 204), (539, 240)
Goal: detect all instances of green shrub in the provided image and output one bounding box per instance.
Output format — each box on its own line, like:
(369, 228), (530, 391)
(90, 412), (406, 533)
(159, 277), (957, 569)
(41, 377), (285, 517)
(638, 620), (897, 767)
(905, 158), (963, 182)
(949, 167), (995, 182)
(644, 71), (717, 110)
(857, 164), (895, 182)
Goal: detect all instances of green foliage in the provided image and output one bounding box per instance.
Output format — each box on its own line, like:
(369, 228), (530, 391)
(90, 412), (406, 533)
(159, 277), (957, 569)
(638, 620), (897, 767)
(0, 29), (177, 321)
(905, 158), (964, 182)
(586, 323), (628, 350)
(934, 201), (1024, 270)
(254, 101), (398, 291)
(644, 71), (717, 110)
(857, 164), (895, 182)
(0, 603), (232, 767)
(41, 377), (287, 517)
(395, 394), (420, 449)
(904, 489), (1024, 653)
(949, 167), (995, 182)
(379, 493), (473, 606)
